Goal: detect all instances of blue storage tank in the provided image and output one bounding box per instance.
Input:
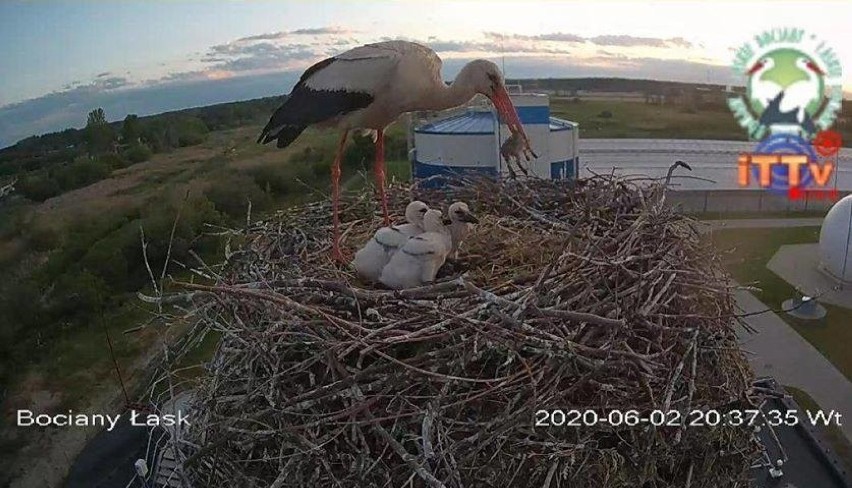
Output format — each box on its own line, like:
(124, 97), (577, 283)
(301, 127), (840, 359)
(412, 94), (578, 187)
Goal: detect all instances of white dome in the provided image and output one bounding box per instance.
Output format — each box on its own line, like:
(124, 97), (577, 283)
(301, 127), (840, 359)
(819, 195), (852, 282)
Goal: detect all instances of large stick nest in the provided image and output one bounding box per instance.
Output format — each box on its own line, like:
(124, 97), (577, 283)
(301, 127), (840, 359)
(170, 175), (759, 488)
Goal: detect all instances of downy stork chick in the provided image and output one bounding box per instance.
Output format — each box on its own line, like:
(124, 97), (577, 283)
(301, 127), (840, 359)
(379, 209), (451, 290)
(447, 201), (479, 260)
(353, 201), (429, 282)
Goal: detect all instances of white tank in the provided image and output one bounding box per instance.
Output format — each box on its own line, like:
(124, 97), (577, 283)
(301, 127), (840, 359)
(819, 194), (852, 282)
(412, 93), (579, 187)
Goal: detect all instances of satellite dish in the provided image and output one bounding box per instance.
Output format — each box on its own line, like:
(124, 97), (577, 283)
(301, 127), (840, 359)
(782, 294), (826, 320)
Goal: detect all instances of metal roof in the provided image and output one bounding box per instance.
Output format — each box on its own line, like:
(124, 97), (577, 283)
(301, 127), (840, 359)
(414, 110), (575, 134)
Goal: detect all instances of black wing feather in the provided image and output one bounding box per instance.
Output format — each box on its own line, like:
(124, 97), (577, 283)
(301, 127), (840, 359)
(257, 57), (374, 148)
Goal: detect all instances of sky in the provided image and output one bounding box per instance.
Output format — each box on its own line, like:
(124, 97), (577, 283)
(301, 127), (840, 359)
(0, 0), (850, 147)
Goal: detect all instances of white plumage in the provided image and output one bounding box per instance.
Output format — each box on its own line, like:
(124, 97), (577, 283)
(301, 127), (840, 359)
(353, 201), (429, 282)
(379, 209), (451, 290)
(446, 201), (479, 260)
(258, 40), (534, 262)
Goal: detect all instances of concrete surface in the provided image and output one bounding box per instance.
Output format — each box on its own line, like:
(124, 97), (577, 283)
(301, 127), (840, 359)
(735, 289), (852, 444)
(768, 243), (852, 309)
(699, 218), (824, 231)
(580, 139), (852, 192)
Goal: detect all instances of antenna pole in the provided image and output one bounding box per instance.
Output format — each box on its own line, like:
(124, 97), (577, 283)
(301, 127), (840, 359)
(501, 34), (506, 76)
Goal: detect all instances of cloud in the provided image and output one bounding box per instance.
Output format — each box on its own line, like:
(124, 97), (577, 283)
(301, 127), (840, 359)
(198, 29), (689, 79)
(235, 26), (353, 43)
(291, 26), (351, 35)
(91, 76), (130, 90)
(203, 41), (323, 73)
(588, 35), (692, 48)
(484, 31), (692, 49)
(425, 38), (570, 55)
(485, 32), (584, 43)
(237, 32), (287, 42)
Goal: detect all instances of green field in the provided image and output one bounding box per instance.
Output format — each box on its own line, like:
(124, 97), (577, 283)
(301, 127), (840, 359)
(550, 98), (746, 140)
(709, 227), (852, 381)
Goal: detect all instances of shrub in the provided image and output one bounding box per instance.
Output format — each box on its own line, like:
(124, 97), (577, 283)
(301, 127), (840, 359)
(50, 269), (109, 319)
(344, 133), (375, 170)
(80, 235), (131, 289)
(205, 174), (271, 220)
(123, 144), (153, 164)
(18, 174), (60, 201)
(598, 110), (613, 119)
(287, 145), (329, 165)
(27, 223), (61, 252)
(250, 165), (297, 196)
(55, 158), (110, 190)
(133, 192), (224, 280)
(175, 117), (210, 147)
(98, 153), (131, 170)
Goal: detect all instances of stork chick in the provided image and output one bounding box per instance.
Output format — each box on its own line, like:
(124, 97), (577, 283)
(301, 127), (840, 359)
(379, 209), (451, 290)
(447, 201), (479, 261)
(353, 201), (429, 282)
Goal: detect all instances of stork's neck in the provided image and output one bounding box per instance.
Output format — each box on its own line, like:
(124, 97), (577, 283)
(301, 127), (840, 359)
(431, 78), (477, 111)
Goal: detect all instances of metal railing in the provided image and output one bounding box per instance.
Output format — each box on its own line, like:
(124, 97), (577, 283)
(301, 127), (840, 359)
(123, 375), (196, 488)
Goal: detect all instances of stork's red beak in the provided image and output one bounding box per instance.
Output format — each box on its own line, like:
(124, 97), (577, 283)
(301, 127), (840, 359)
(490, 84), (537, 158)
(806, 60), (824, 75)
(746, 60), (764, 75)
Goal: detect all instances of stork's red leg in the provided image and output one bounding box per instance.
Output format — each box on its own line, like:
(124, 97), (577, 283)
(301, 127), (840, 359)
(331, 130), (349, 263)
(374, 128), (390, 226)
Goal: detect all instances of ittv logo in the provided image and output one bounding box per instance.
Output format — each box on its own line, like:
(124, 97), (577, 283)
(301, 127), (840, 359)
(727, 28), (843, 200)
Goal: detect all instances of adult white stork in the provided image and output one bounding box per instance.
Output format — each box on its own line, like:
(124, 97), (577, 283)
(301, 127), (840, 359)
(258, 40), (534, 262)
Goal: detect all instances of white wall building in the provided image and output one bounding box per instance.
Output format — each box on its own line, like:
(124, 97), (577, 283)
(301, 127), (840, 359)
(411, 94), (579, 186)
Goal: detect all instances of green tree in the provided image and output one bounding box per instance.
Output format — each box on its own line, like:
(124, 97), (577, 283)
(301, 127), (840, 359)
(121, 114), (141, 144)
(84, 108), (115, 155)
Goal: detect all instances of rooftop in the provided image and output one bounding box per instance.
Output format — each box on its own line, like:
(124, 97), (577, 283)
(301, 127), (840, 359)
(414, 110), (575, 134)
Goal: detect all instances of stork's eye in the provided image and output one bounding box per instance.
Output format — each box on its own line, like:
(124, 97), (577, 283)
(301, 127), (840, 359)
(487, 73), (500, 90)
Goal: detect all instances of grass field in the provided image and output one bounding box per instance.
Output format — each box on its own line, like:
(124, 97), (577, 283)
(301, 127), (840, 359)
(709, 227), (852, 382)
(550, 98), (745, 140)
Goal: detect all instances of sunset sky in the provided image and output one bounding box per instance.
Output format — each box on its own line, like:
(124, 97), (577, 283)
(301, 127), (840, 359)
(0, 0), (850, 146)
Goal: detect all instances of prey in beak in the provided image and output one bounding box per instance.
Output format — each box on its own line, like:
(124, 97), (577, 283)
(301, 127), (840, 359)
(488, 78), (538, 161)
